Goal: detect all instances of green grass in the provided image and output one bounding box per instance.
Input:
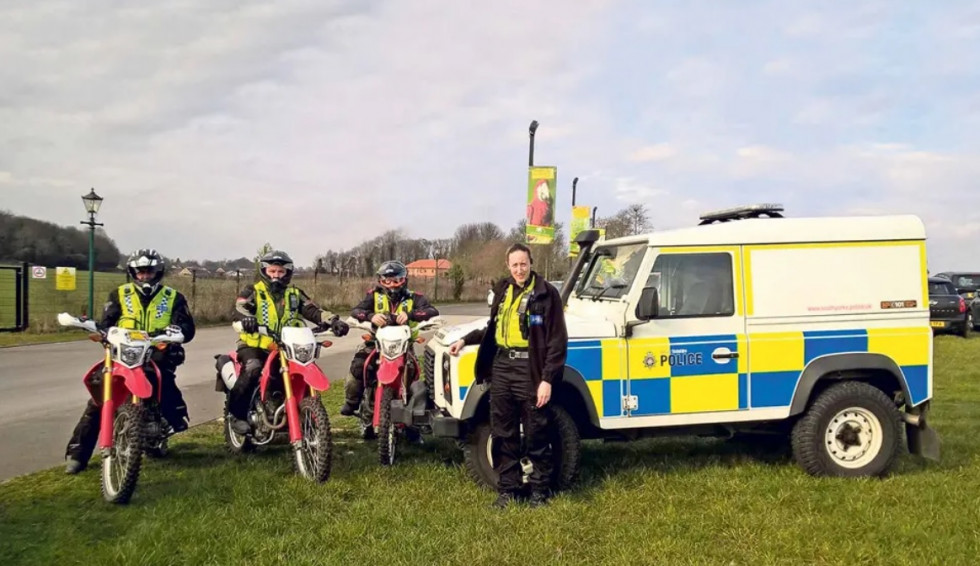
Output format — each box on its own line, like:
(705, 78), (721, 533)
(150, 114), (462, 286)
(3, 336), (980, 565)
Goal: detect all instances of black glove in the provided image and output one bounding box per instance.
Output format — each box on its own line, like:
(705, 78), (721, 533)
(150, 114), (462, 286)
(330, 318), (350, 337)
(241, 316), (258, 334)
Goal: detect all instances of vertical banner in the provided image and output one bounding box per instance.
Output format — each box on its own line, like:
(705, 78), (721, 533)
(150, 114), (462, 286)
(525, 165), (557, 244)
(568, 205), (591, 257)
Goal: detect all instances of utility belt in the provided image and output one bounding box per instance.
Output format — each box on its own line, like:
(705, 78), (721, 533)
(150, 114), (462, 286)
(495, 346), (529, 360)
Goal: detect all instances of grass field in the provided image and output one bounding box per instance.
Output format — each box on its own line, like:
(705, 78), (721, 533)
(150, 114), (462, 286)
(1, 335), (979, 565)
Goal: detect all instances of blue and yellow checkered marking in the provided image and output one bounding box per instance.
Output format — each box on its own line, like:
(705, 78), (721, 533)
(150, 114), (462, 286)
(748, 327), (931, 407)
(459, 326), (930, 415)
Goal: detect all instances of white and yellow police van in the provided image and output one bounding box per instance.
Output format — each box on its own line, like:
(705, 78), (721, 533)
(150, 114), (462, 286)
(419, 204), (940, 491)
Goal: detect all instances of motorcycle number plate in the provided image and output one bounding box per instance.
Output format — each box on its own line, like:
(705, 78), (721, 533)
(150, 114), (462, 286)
(127, 330), (150, 341)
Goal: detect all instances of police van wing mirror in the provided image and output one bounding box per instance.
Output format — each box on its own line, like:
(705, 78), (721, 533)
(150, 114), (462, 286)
(635, 287), (659, 320)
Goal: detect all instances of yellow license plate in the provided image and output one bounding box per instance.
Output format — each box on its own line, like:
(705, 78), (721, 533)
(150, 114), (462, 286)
(127, 330), (150, 341)
(930, 321), (945, 328)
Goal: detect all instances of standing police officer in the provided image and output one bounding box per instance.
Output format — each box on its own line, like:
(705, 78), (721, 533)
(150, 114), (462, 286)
(448, 243), (568, 508)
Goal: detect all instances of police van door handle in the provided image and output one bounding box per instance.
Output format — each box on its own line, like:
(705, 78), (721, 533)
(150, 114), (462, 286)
(712, 352), (739, 359)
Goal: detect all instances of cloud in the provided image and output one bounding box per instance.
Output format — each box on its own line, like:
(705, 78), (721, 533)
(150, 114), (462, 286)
(627, 144), (676, 163)
(1, 0), (978, 272)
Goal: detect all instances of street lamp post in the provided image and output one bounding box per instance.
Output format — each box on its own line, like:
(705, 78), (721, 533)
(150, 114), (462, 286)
(80, 188), (104, 317)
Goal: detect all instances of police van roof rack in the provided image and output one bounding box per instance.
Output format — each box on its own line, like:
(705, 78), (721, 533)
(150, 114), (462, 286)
(698, 203), (785, 225)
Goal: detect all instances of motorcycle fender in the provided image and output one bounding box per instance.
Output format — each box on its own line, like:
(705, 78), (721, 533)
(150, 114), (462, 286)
(288, 360), (330, 392)
(115, 363), (154, 399)
(377, 358), (403, 386)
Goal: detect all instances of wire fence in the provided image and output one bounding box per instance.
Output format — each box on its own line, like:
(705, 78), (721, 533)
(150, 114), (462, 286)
(17, 269), (488, 333)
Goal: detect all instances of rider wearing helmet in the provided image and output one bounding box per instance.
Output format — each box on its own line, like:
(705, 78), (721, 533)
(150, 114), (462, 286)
(341, 260), (439, 440)
(64, 248), (197, 474)
(228, 249), (349, 435)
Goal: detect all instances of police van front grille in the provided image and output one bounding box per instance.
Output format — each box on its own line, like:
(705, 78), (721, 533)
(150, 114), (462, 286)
(423, 346), (436, 403)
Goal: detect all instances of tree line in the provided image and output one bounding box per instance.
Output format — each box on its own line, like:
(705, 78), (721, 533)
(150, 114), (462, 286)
(311, 203), (653, 287)
(1, 202), (653, 282)
(0, 210), (122, 270)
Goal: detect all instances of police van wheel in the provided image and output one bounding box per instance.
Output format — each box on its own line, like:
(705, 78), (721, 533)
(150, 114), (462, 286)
(791, 381), (902, 478)
(462, 405), (581, 492)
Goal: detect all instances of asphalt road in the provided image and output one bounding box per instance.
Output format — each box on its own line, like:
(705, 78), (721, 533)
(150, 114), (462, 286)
(0, 303), (487, 482)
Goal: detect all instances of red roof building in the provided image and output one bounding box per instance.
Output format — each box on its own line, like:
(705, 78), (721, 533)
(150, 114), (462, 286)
(406, 259), (452, 278)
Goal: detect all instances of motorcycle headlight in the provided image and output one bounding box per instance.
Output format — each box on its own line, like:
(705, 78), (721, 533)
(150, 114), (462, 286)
(380, 340), (408, 360)
(119, 344), (146, 367)
(292, 343), (316, 364)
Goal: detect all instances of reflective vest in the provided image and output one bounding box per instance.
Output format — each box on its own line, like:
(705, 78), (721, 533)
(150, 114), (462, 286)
(495, 276), (534, 348)
(118, 284), (177, 333)
(374, 291), (419, 339)
(240, 281), (304, 350)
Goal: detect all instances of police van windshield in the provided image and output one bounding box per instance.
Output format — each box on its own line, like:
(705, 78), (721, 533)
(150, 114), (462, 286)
(576, 243), (647, 299)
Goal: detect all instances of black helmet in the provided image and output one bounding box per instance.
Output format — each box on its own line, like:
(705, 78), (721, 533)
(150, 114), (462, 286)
(126, 249), (165, 296)
(376, 260), (407, 294)
(259, 249), (294, 290)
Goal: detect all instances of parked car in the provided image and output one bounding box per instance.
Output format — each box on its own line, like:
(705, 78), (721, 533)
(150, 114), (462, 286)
(932, 271), (980, 302)
(928, 276), (971, 337)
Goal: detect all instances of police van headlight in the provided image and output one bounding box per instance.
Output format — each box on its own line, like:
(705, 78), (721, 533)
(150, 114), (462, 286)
(119, 344), (146, 367)
(292, 344), (316, 364)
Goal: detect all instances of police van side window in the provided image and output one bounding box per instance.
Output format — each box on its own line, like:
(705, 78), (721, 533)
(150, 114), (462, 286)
(648, 252), (735, 318)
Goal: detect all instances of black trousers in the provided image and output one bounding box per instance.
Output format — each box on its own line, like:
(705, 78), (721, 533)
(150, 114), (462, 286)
(490, 353), (552, 494)
(227, 346), (270, 420)
(65, 361), (187, 463)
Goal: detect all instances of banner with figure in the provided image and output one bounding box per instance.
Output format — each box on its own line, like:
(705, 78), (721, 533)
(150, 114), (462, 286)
(525, 166), (557, 244)
(568, 205), (591, 257)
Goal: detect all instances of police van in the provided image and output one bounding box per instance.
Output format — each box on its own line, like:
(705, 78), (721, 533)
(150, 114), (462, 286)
(415, 204), (940, 491)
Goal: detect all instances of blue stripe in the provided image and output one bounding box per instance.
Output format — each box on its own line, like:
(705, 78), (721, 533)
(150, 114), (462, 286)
(750, 371), (800, 407)
(567, 340), (602, 381)
(630, 379), (671, 415)
(459, 386), (468, 401)
(902, 365), (929, 405)
(803, 329), (868, 364)
(738, 373), (748, 409)
(602, 380), (623, 417)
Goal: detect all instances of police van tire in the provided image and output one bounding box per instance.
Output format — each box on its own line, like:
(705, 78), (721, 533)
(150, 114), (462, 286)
(462, 404), (582, 492)
(791, 381), (902, 478)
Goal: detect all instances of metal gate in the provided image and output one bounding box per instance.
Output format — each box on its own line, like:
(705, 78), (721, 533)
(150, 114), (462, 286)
(0, 262), (29, 331)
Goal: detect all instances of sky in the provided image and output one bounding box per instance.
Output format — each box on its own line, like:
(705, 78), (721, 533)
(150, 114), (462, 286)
(1, 0), (978, 271)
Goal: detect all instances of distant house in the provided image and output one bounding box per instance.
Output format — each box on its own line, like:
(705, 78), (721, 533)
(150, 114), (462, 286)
(406, 259), (452, 279)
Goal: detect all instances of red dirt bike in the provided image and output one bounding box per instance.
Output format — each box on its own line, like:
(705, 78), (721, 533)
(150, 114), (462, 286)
(57, 312), (185, 504)
(215, 321), (340, 482)
(346, 314), (444, 466)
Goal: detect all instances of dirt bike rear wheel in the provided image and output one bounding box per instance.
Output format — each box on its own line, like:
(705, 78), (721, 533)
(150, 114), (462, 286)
(378, 387), (398, 466)
(294, 396), (333, 482)
(223, 397), (256, 454)
(101, 403), (145, 504)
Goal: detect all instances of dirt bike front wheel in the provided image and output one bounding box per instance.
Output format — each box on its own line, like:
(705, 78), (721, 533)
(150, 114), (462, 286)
(101, 403), (146, 504)
(293, 396), (333, 482)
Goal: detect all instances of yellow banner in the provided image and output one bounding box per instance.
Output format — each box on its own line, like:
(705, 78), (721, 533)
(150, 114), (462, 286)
(568, 205), (591, 257)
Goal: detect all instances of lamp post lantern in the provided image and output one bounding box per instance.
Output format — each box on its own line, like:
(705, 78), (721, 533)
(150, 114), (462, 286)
(80, 188), (104, 317)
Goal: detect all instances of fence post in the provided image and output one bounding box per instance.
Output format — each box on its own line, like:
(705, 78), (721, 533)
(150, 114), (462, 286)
(236, 269), (241, 294)
(191, 268), (197, 311)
